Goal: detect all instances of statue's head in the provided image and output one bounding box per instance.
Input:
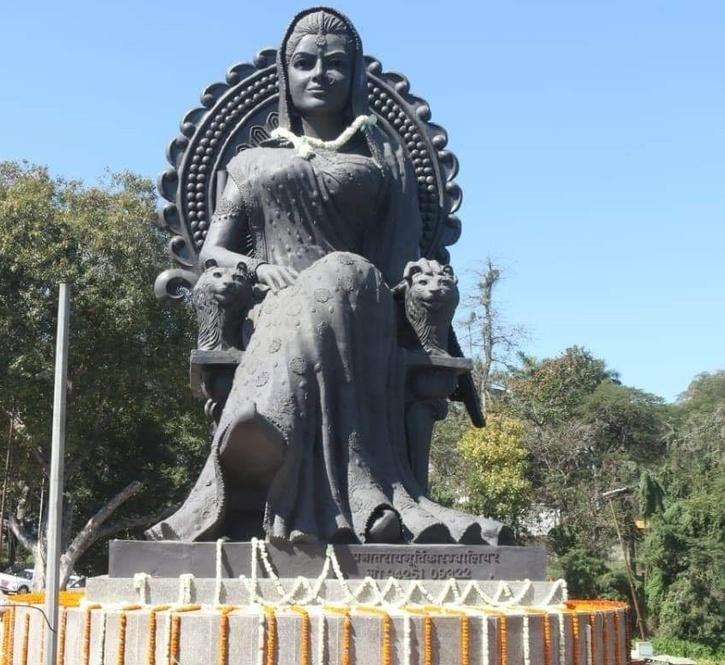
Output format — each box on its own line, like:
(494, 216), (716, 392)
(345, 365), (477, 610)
(278, 7), (368, 132)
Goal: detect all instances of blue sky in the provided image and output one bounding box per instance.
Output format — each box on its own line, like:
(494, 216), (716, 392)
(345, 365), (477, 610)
(2, 0), (723, 401)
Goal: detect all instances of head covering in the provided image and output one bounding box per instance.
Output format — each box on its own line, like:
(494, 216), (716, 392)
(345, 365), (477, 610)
(275, 7), (382, 161)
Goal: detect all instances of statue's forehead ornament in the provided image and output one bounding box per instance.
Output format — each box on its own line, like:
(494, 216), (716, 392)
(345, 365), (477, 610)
(315, 32), (327, 48)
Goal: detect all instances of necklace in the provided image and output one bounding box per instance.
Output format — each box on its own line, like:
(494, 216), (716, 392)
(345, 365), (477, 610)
(271, 114), (377, 159)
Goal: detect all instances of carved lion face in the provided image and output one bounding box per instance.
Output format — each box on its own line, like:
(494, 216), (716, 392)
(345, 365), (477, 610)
(193, 266), (254, 309)
(405, 262), (459, 310)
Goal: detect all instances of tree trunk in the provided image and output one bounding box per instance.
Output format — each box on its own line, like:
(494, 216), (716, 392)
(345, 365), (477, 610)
(477, 259), (501, 419)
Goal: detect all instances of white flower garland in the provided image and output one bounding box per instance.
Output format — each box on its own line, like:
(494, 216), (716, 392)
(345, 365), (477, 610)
(558, 611), (567, 665)
(177, 574), (194, 605)
(133, 573), (150, 605)
(481, 613), (490, 665)
(522, 614), (531, 665)
(214, 538), (224, 606)
(96, 611), (108, 665)
(255, 605), (265, 665)
(271, 115), (377, 159)
(316, 610), (326, 665)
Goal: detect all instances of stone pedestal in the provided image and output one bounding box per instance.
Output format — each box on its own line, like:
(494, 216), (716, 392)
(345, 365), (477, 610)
(109, 540), (546, 581)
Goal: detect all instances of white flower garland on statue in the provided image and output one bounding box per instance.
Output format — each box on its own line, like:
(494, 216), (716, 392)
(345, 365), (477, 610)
(271, 115), (378, 160)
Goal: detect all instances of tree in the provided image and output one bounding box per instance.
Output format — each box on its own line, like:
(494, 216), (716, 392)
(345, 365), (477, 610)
(641, 371), (725, 648)
(457, 412), (532, 532)
(0, 162), (207, 587)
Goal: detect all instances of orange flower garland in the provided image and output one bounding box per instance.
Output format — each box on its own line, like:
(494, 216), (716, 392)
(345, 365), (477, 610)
(81, 604), (101, 665)
(498, 614), (508, 665)
(324, 606), (352, 665)
(264, 606), (277, 665)
(289, 606), (311, 665)
(406, 607), (434, 665)
(572, 613), (582, 665)
(56, 608), (68, 665)
(114, 606), (141, 665)
(2, 605), (15, 665)
(355, 606), (392, 665)
(167, 605), (201, 665)
(216, 606), (235, 665)
(543, 614), (552, 665)
(612, 610), (622, 665)
(20, 612), (30, 665)
(145, 605), (171, 665)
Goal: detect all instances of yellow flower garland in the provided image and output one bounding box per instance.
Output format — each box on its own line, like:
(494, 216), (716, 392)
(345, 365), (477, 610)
(289, 606), (311, 665)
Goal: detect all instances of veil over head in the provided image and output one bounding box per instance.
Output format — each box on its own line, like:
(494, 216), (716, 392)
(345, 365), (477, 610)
(276, 7), (381, 156)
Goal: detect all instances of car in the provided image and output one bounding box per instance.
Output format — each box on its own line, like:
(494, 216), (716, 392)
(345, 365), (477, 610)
(0, 566), (33, 595)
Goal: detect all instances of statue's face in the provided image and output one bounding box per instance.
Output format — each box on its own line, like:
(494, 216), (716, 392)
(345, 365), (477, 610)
(288, 33), (353, 119)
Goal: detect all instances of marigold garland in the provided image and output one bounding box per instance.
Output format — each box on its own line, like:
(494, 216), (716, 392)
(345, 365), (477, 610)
(264, 606), (277, 665)
(2, 605), (15, 665)
(571, 613), (580, 665)
(406, 607), (434, 665)
(112, 606), (141, 665)
(81, 604), (101, 665)
(324, 606), (352, 665)
(494, 612), (508, 665)
(216, 606), (235, 665)
(57, 608), (68, 665)
(612, 610), (622, 665)
(543, 613), (552, 665)
(145, 605), (171, 665)
(167, 605), (201, 665)
(355, 606), (392, 665)
(289, 606), (311, 665)
(20, 612), (30, 665)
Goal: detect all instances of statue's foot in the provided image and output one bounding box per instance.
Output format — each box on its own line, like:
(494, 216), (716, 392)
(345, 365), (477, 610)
(365, 507), (403, 544)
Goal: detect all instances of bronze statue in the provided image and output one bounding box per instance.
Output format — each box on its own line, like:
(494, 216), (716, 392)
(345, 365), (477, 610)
(150, 7), (512, 546)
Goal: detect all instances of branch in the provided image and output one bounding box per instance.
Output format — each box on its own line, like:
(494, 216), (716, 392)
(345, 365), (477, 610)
(8, 515), (37, 553)
(62, 480), (142, 564)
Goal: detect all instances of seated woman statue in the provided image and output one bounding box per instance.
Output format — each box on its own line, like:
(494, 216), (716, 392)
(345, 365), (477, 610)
(148, 7), (512, 546)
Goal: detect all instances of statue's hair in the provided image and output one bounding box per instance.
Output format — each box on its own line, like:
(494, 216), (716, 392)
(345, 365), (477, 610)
(285, 10), (353, 59)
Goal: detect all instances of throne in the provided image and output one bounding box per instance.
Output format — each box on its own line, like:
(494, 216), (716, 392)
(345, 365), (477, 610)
(154, 49), (483, 505)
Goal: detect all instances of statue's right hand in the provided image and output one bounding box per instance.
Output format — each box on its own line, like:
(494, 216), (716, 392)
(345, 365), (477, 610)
(255, 264), (299, 293)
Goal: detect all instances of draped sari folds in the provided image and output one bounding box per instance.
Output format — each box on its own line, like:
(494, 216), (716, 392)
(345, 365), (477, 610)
(147, 7), (511, 545)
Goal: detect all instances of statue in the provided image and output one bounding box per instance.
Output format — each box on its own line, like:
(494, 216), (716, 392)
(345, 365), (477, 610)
(149, 7), (513, 546)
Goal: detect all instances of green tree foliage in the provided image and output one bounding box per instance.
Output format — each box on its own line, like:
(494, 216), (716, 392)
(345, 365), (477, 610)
(457, 413), (532, 529)
(0, 162), (206, 579)
(641, 372), (725, 649)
